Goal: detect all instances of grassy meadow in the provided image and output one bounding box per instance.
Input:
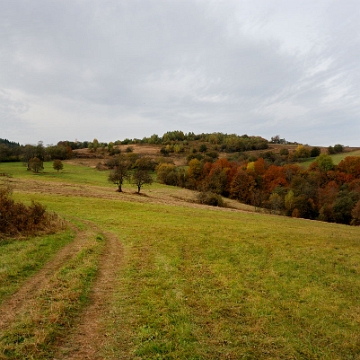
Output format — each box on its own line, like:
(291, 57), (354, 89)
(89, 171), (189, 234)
(299, 149), (360, 168)
(1, 161), (360, 359)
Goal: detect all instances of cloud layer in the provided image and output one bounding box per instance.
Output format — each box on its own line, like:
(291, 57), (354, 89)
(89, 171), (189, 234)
(1, 0), (359, 146)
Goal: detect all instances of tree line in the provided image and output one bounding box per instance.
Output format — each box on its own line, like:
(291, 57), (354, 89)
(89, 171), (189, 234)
(155, 154), (360, 226)
(0, 140), (73, 163)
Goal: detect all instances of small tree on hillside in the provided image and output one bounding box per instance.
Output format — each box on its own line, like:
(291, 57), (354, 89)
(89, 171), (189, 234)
(132, 169), (153, 193)
(29, 157), (44, 173)
(132, 157), (154, 193)
(53, 159), (64, 172)
(108, 155), (131, 192)
(334, 144), (344, 153)
(199, 144), (207, 153)
(316, 154), (334, 172)
(310, 147), (321, 157)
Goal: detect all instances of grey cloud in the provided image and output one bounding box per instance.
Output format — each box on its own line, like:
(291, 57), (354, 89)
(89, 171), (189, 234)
(0, 0), (359, 145)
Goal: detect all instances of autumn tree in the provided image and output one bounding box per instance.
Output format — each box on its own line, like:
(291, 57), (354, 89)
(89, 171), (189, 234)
(108, 155), (131, 192)
(203, 166), (228, 195)
(156, 163), (178, 186)
(294, 145), (311, 159)
(262, 165), (288, 193)
(253, 157), (267, 176)
(280, 148), (289, 157)
(132, 169), (153, 193)
(134, 157), (156, 171)
(351, 200), (360, 225)
(202, 159), (235, 196)
(337, 157), (360, 178)
(230, 168), (255, 204)
(186, 158), (203, 189)
(89, 138), (99, 152)
(53, 160), (64, 172)
(132, 156), (153, 193)
(29, 157), (44, 173)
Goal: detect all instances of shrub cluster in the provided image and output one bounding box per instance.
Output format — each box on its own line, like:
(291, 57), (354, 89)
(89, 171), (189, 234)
(197, 191), (225, 207)
(0, 183), (62, 238)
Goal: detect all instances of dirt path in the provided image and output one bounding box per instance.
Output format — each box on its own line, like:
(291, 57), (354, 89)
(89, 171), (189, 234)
(0, 221), (124, 360)
(0, 225), (89, 329)
(54, 227), (124, 360)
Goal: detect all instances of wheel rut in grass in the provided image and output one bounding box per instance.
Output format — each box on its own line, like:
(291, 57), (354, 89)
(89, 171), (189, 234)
(56, 226), (124, 360)
(0, 225), (89, 330)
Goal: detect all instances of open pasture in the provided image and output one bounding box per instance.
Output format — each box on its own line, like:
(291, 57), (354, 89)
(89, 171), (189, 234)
(0, 161), (360, 359)
(299, 149), (360, 168)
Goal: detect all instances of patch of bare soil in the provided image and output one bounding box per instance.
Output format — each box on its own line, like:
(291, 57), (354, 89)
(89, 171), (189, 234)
(0, 225), (89, 330)
(55, 226), (124, 359)
(115, 144), (161, 155)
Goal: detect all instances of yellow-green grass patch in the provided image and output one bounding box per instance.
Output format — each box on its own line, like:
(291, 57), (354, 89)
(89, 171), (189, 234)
(2, 161), (360, 358)
(0, 227), (105, 359)
(299, 149), (360, 168)
(14, 191), (360, 359)
(0, 230), (74, 304)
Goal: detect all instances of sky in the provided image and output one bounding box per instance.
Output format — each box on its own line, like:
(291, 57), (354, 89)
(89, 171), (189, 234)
(1, 0), (359, 146)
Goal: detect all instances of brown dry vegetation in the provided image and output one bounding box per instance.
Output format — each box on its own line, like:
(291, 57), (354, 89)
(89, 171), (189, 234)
(0, 182), (65, 239)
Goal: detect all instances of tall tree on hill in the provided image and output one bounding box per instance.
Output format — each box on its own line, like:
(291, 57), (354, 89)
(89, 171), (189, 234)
(108, 155), (131, 192)
(22, 145), (37, 170)
(132, 156), (153, 193)
(132, 169), (153, 193)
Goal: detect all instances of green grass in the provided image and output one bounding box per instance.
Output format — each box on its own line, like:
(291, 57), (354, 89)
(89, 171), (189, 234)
(299, 149), (360, 168)
(0, 226), (105, 360)
(0, 161), (111, 187)
(2, 162), (360, 358)
(0, 230), (74, 304)
(14, 192), (360, 359)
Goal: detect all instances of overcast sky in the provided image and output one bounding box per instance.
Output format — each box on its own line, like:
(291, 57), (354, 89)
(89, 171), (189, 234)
(1, 0), (359, 146)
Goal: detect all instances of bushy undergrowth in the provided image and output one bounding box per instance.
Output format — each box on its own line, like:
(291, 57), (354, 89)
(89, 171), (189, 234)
(0, 183), (63, 238)
(197, 191), (225, 207)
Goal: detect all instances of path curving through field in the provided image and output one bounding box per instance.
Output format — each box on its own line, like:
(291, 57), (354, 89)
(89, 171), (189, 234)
(0, 225), (90, 330)
(55, 226), (124, 360)
(0, 221), (124, 360)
